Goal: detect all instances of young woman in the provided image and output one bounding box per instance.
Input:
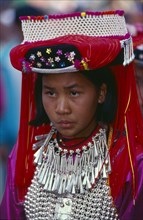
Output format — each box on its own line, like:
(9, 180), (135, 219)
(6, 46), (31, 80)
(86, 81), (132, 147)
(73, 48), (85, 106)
(0, 11), (143, 220)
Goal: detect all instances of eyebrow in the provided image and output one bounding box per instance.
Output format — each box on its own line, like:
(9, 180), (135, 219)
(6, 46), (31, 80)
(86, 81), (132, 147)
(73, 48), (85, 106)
(42, 85), (55, 90)
(42, 83), (83, 90)
(65, 84), (83, 89)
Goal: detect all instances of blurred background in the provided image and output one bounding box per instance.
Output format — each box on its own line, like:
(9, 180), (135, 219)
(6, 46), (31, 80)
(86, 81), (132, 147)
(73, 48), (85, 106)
(0, 0), (143, 202)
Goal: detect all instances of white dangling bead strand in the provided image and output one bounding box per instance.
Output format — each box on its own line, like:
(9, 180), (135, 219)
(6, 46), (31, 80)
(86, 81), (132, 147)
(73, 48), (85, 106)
(74, 173), (78, 186)
(67, 154), (74, 172)
(39, 166), (50, 185)
(34, 147), (43, 165)
(58, 175), (65, 194)
(40, 156), (54, 185)
(102, 164), (107, 179)
(66, 177), (72, 193)
(32, 139), (45, 150)
(95, 165), (99, 178)
(43, 168), (52, 190)
(79, 174), (84, 193)
(126, 39), (130, 64)
(54, 151), (60, 172)
(92, 138), (98, 158)
(37, 157), (46, 179)
(62, 176), (66, 193)
(120, 36), (135, 66)
(86, 175), (91, 189)
(72, 184), (76, 194)
(58, 176), (63, 194)
(60, 154), (67, 173)
(48, 172), (54, 191)
(98, 155), (102, 171)
(73, 153), (80, 172)
(108, 155), (112, 173)
(52, 172), (60, 191)
(91, 166), (95, 184)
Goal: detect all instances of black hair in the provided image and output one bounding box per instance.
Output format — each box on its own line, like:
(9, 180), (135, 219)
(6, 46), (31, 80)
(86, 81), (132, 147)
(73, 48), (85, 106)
(81, 68), (117, 124)
(29, 75), (49, 126)
(30, 67), (117, 126)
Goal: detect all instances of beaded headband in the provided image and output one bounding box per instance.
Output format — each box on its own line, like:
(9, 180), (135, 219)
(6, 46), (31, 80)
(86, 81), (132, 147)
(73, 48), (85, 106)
(10, 11), (135, 73)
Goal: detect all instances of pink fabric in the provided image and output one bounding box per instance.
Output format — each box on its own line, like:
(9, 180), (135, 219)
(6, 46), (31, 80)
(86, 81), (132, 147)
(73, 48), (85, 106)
(0, 143), (26, 220)
(115, 153), (143, 220)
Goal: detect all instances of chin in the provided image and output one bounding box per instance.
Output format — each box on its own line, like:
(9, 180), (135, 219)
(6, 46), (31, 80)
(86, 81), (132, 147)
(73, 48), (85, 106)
(58, 129), (77, 138)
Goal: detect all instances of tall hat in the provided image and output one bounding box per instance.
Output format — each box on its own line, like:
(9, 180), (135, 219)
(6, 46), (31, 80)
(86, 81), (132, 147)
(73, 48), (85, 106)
(11, 10), (135, 73)
(10, 11), (143, 201)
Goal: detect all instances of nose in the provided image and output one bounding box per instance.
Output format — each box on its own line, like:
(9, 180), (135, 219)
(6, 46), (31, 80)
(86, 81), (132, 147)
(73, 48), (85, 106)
(55, 96), (71, 115)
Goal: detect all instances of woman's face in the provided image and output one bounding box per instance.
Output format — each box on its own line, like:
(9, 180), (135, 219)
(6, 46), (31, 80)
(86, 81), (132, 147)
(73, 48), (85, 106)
(42, 72), (102, 138)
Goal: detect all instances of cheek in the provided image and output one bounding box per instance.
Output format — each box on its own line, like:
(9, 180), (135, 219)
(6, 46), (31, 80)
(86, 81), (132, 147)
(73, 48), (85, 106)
(85, 101), (98, 117)
(76, 95), (98, 118)
(42, 94), (52, 115)
(42, 94), (47, 111)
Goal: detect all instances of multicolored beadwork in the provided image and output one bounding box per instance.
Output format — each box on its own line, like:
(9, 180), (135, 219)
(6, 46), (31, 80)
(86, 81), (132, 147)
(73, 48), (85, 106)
(22, 43), (89, 73)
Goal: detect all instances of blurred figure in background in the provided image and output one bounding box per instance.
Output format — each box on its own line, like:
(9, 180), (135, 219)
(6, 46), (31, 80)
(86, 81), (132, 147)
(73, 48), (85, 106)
(0, 0), (17, 202)
(27, 0), (86, 13)
(128, 23), (143, 116)
(126, 2), (143, 116)
(135, 44), (143, 116)
(0, 1), (45, 201)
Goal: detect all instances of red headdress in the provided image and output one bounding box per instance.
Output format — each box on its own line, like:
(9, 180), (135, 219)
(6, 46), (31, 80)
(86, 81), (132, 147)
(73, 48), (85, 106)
(10, 11), (143, 201)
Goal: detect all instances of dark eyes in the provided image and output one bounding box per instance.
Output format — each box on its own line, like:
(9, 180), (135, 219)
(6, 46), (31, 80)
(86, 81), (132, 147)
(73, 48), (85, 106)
(44, 91), (56, 97)
(70, 91), (80, 97)
(43, 90), (81, 97)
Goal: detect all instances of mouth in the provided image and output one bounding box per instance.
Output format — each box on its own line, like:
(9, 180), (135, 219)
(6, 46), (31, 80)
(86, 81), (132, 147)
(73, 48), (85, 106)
(57, 120), (74, 129)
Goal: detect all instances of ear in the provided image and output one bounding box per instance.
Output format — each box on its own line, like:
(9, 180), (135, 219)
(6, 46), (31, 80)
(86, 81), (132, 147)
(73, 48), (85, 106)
(98, 83), (107, 104)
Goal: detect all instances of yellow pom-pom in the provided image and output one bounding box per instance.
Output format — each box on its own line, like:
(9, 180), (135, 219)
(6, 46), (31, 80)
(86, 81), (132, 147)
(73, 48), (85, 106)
(81, 60), (88, 70)
(81, 12), (86, 17)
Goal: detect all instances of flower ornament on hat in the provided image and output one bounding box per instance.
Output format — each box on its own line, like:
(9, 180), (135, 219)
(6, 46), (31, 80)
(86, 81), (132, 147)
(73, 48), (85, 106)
(9, 10), (143, 204)
(23, 44), (82, 73)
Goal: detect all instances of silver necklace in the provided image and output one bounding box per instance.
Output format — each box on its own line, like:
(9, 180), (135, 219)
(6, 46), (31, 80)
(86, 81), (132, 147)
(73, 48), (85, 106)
(32, 127), (111, 194)
(24, 127), (119, 220)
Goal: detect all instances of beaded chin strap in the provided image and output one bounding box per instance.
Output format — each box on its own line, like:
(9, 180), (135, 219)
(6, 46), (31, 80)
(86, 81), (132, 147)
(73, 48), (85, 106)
(20, 11), (134, 66)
